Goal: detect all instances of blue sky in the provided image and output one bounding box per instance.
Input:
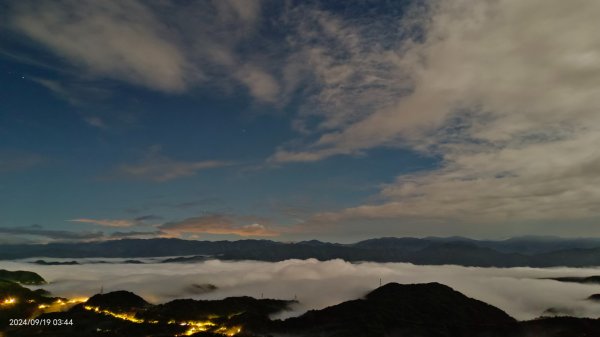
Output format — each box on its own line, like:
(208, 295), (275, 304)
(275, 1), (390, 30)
(1, 0), (600, 243)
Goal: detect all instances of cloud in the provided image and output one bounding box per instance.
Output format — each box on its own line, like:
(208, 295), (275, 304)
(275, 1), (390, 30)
(234, 64), (280, 103)
(133, 215), (163, 222)
(30, 78), (77, 103)
(116, 159), (227, 182)
(275, 5), (418, 140)
(6, 0), (600, 236)
(28, 76), (114, 114)
(159, 214), (280, 237)
(124, 198), (222, 214)
(83, 116), (106, 129)
(0, 226), (103, 241)
(70, 214), (162, 228)
(5, 0), (279, 103)
(70, 218), (138, 228)
(8, 0), (192, 92)
(272, 0), (600, 231)
(110, 147), (229, 182)
(0, 151), (44, 173)
(0, 235), (36, 245)
(212, 0), (262, 24)
(7, 259), (600, 321)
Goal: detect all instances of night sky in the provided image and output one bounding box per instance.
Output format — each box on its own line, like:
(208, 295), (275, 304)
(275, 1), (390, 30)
(1, 0), (599, 243)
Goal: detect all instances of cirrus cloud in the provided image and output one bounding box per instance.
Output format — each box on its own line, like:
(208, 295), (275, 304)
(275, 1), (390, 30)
(274, 0), (600, 235)
(0, 225), (103, 241)
(109, 146), (230, 182)
(4, 0), (280, 103)
(8, 0), (192, 92)
(69, 218), (139, 228)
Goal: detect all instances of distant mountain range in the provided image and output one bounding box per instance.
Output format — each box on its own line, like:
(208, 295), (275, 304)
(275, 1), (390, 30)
(4, 236), (600, 267)
(6, 281), (600, 337)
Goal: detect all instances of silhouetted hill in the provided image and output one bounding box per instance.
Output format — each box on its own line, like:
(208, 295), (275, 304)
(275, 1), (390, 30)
(160, 255), (210, 263)
(86, 291), (150, 312)
(140, 296), (293, 323)
(278, 282), (515, 337)
(408, 242), (526, 267)
(354, 237), (430, 251)
(0, 269), (46, 285)
(545, 276), (600, 284)
(32, 260), (79, 265)
(184, 283), (218, 295)
(484, 236), (600, 254)
(0, 280), (58, 329)
(516, 317), (600, 337)
(0, 280), (53, 303)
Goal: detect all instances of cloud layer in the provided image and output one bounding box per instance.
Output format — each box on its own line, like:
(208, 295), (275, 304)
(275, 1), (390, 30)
(272, 0), (600, 233)
(5, 259), (600, 321)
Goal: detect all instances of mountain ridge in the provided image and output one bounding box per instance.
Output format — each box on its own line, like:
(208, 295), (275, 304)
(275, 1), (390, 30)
(4, 236), (600, 267)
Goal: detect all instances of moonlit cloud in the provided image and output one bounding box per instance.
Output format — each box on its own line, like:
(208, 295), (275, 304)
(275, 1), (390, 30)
(70, 218), (139, 228)
(83, 116), (106, 129)
(110, 146), (229, 182)
(234, 64), (280, 103)
(4, 0), (600, 240)
(9, 0), (192, 92)
(0, 151), (44, 173)
(274, 0), (600, 233)
(6, 259), (600, 321)
(5, 0), (278, 103)
(0, 226), (103, 241)
(115, 159), (226, 182)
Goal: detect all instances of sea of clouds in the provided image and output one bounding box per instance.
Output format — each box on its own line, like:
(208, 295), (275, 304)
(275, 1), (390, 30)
(2, 258), (600, 320)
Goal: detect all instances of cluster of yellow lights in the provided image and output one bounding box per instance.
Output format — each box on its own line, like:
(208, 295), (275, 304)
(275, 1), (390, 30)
(0, 296), (94, 312)
(1, 297), (17, 306)
(177, 322), (241, 336)
(178, 320), (215, 335)
(1, 294), (241, 336)
(83, 306), (145, 323)
(36, 298), (88, 312)
(216, 326), (242, 337)
(82, 306), (241, 336)
(68, 297), (89, 304)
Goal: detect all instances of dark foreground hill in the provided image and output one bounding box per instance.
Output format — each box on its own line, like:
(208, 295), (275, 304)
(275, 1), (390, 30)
(5, 282), (600, 337)
(0, 270), (46, 285)
(86, 291), (150, 312)
(277, 282), (515, 337)
(5, 236), (600, 267)
(0, 280), (58, 329)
